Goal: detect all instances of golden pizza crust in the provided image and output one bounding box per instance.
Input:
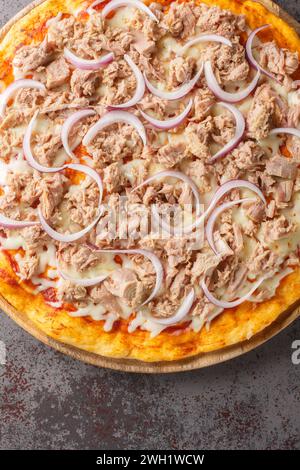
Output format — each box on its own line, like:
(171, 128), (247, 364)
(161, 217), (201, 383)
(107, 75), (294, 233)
(0, 0), (300, 362)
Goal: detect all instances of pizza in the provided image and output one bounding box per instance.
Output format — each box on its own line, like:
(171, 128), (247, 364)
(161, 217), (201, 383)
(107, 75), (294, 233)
(0, 0), (300, 363)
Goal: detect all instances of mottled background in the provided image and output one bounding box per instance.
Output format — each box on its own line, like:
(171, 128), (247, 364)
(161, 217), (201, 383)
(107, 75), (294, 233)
(0, 0), (300, 451)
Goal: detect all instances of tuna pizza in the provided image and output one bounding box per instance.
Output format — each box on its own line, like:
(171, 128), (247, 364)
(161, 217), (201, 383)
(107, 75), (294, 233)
(0, 0), (300, 362)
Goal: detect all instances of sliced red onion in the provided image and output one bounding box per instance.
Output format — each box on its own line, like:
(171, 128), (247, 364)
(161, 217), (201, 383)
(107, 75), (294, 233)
(206, 198), (255, 255)
(87, 0), (106, 15)
(61, 109), (97, 158)
(151, 288), (195, 326)
(83, 110), (147, 146)
(67, 163), (104, 203)
(64, 47), (114, 71)
(269, 127), (300, 139)
(208, 102), (245, 163)
(139, 98), (193, 130)
(58, 267), (108, 287)
(0, 213), (39, 230)
(0, 79), (45, 118)
(144, 64), (203, 101)
(204, 61), (260, 103)
(109, 55), (145, 109)
(200, 276), (267, 309)
(87, 244), (163, 305)
(173, 179), (266, 235)
(178, 34), (232, 56)
(245, 25), (279, 82)
(23, 111), (66, 173)
(102, 0), (159, 23)
(38, 164), (103, 243)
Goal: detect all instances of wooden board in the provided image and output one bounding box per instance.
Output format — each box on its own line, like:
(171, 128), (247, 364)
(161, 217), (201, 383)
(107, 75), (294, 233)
(0, 0), (299, 373)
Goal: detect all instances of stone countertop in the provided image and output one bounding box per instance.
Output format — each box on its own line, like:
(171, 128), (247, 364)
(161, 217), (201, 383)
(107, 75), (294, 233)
(0, 0), (300, 450)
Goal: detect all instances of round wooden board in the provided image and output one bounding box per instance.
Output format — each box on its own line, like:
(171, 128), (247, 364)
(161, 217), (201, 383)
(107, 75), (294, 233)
(0, 0), (300, 373)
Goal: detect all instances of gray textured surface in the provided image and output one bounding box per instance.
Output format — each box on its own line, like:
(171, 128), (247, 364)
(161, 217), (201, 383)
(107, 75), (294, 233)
(0, 0), (300, 451)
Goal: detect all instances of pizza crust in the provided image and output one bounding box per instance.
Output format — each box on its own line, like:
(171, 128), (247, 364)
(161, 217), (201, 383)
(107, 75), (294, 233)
(0, 0), (300, 363)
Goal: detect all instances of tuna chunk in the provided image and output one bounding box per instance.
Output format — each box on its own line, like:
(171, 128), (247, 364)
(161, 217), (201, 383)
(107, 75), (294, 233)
(163, 2), (196, 39)
(58, 244), (100, 272)
(232, 141), (265, 171)
(71, 69), (101, 97)
(247, 85), (275, 140)
(104, 268), (147, 307)
(247, 243), (279, 276)
(47, 17), (76, 49)
(259, 42), (299, 77)
(274, 180), (294, 207)
(193, 87), (215, 121)
(46, 57), (70, 89)
(196, 5), (246, 38)
(40, 173), (66, 219)
(263, 215), (296, 242)
(18, 254), (39, 280)
(168, 57), (195, 88)
(103, 162), (126, 193)
(13, 40), (54, 73)
(246, 201), (265, 223)
(89, 284), (122, 314)
(57, 280), (87, 303)
(156, 142), (187, 168)
(266, 155), (297, 179)
(191, 252), (221, 281)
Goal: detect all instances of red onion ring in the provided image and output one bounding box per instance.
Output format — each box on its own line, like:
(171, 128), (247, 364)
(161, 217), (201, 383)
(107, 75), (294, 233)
(61, 109), (97, 158)
(87, 244), (164, 305)
(178, 34), (232, 56)
(0, 213), (39, 230)
(150, 288), (195, 326)
(208, 102), (246, 163)
(83, 110), (147, 146)
(87, 0), (106, 15)
(245, 25), (279, 82)
(204, 61), (261, 103)
(0, 79), (45, 118)
(269, 127), (300, 139)
(172, 179), (266, 235)
(38, 164), (104, 243)
(64, 47), (114, 71)
(206, 198), (256, 255)
(109, 55), (145, 109)
(144, 64), (203, 101)
(23, 111), (66, 173)
(139, 98), (193, 130)
(102, 0), (159, 23)
(200, 276), (267, 309)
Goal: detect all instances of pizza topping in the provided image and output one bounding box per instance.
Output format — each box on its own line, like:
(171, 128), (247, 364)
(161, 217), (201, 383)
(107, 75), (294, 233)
(46, 57), (71, 90)
(144, 64), (203, 101)
(204, 60), (261, 103)
(139, 98), (193, 130)
(64, 47), (114, 71)
(178, 34), (232, 56)
(13, 39), (55, 73)
(61, 109), (97, 158)
(200, 275), (267, 309)
(208, 102), (245, 163)
(101, 0), (159, 24)
(265, 155), (298, 179)
(0, 79), (45, 118)
(83, 110), (147, 146)
(1, 0), (300, 336)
